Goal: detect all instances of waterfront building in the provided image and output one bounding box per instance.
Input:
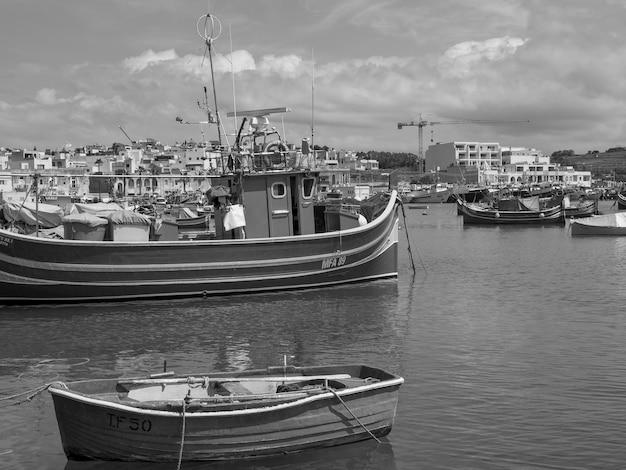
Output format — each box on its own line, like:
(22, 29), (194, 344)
(426, 141), (502, 172)
(494, 161), (592, 188)
(425, 142), (592, 188)
(501, 146), (546, 165)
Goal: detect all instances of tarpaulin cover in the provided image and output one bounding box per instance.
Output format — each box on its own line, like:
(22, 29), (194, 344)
(62, 213), (109, 227)
(207, 185), (231, 202)
(498, 196), (540, 211)
(69, 202), (123, 218)
(578, 212), (626, 227)
(1, 202), (64, 228)
(106, 210), (152, 225)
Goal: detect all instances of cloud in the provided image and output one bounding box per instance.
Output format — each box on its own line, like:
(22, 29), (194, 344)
(35, 88), (59, 105)
(319, 56), (412, 80)
(123, 49), (179, 73)
(258, 54), (304, 79)
(228, 50), (257, 73)
(121, 48), (258, 82)
(31, 89), (130, 115)
(72, 92), (129, 114)
(438, 36), (529, 78)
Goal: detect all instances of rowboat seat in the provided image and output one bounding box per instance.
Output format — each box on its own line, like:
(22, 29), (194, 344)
(217, 381), (254, 396)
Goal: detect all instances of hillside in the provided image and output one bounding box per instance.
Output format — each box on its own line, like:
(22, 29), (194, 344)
(555, 151), (626, 178)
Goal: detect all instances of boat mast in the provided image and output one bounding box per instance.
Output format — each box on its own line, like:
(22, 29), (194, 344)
(311, 47), (315, 155)
(197, 13), (223, 148)
(34, 174), (39, 237)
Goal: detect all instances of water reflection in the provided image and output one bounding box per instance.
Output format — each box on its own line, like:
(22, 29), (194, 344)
(2, 281), (402, 378)
(63, 439), (396, 470)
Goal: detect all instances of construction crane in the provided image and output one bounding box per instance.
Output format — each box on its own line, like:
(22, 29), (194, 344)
(118, 126), (135, 145)
(397, 114), (530, 171)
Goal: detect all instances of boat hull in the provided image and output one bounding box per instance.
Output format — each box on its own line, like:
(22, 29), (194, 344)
(570, 212), (626, 236)
(49, 365), (403, 462)
(459, 201), (564, 225)
(404, 187), (487, 204)
(564, 199), (598, 218)
(570, 224), (626, 236)
(0, 194), (400, 304)
(406, 189), (452, 204)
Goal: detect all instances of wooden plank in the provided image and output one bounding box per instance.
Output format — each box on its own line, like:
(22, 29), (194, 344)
(119, 374), (352, 386)
(219, 382), (253, 395)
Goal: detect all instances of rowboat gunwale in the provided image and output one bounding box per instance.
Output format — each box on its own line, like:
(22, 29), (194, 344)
(48, 376), (404, 418)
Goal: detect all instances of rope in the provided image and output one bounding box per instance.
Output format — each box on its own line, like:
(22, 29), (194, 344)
(187, 376), (210, 389)
(16, 357), (90, 380)
(176, 398), (188, 470)
(0, 383), (52, 408)
(399, 201), (428, 275)
(327, 388), (381, 444)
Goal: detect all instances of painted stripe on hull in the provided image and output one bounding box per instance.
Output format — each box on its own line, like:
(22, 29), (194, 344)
(0, 240), (398, 303)
(0, 213), (396, 281)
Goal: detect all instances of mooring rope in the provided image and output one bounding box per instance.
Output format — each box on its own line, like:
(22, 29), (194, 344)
(177, 398), (188, 470)
(399, 201), (427, 275)
(0, 384), (52, 408)
(327, 388), (381, 444)
(16, 357), (90, 381)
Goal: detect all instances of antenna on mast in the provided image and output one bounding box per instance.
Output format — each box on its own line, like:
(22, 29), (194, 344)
(229, 22), (238, 135)
(197, 12), (223, 147)
(311, 47), (315, 155)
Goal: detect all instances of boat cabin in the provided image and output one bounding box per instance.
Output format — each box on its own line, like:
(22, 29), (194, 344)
(209, 170), (320, 239)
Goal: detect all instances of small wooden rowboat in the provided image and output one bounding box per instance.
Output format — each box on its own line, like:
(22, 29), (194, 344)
(570, 212), (626, 236)
(48, 364), (403, 462)
(459, 197), (564, 225)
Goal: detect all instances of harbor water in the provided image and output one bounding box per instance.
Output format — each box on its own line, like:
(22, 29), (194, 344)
(2, 200), (626, 469)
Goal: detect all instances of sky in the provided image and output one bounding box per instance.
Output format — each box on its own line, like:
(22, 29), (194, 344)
(2, 0), (626, 157)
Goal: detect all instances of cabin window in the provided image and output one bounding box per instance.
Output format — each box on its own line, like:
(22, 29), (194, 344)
(302, 177), (315, 199)
(271, 182), (286, 198)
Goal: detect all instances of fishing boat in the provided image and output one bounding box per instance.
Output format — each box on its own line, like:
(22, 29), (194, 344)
(459, 196), (564, 225)
(403, 183), (452, 204)
(562, 197), (598, 218)
(403, 185), (488, 204)
(0, 13), (402, 305)
(174, 207), (211, 230)
(48, 364), (404, 462)
(617, 192), (626, 210)
(570, 212), (626, 236)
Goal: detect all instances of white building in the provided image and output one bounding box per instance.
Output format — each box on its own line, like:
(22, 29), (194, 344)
(425, 142), (592, 187)
(501, 146), (549, 165)
(426, 141), (502, 173)
(495, 162), (592, 188)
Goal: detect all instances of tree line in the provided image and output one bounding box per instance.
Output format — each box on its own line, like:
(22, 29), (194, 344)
(356, 151), (418, 169)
